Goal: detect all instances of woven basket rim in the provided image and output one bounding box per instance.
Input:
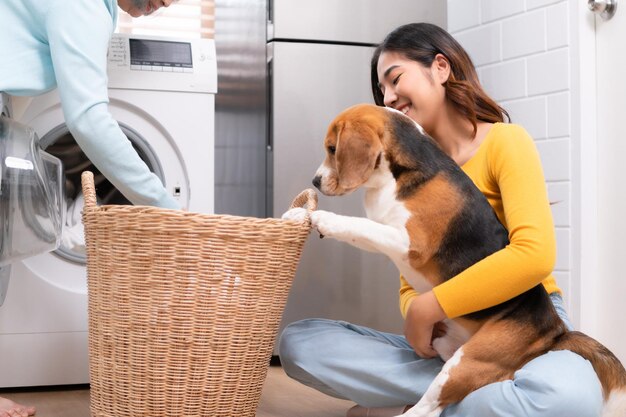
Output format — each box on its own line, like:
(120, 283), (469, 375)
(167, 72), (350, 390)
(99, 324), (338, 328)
(84, 204), (307, 226)
(80, 170), (318, 227)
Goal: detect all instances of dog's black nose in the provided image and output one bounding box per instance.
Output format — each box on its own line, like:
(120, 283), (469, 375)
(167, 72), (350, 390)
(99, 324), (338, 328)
(312, 176), (322, 189)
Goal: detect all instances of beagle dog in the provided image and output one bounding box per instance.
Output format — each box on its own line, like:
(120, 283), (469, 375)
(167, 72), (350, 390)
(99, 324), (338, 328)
(284, 103), (626, 417)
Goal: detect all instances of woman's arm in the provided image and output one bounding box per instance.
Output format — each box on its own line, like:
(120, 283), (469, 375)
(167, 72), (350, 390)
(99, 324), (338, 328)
(432, 124), (556, 318)
(45, 0), (180, 209)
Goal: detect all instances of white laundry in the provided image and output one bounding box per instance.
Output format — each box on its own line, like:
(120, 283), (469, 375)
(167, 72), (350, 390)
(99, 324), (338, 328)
(60, 192), (86, 253)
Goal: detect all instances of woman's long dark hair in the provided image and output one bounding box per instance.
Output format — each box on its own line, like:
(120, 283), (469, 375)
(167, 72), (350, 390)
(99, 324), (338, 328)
(371, 23), (509, 135)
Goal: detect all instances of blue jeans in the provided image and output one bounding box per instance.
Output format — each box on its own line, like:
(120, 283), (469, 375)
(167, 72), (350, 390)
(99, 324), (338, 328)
(279, 294), (603, 416)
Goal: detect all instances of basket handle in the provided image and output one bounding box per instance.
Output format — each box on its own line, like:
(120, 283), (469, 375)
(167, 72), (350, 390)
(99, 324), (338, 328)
(81, 171), (97, 209)
(289, 188), (318, 212)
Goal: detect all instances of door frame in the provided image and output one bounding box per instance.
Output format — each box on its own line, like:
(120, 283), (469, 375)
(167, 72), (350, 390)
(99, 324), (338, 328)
(569, 0), (599, 334)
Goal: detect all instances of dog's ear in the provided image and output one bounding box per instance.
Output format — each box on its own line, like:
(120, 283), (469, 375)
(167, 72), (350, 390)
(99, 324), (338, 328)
(336, 122), (382, 189)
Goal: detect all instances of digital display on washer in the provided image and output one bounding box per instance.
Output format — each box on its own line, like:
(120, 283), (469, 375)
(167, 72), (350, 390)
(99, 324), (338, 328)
(129, 39), (192, 68)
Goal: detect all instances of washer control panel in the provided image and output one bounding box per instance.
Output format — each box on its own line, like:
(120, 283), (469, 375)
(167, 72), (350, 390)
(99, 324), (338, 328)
(107, 34), (217, 93)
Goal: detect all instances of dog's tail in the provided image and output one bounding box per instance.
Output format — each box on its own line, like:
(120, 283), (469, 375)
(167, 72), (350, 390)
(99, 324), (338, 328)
(555, 331), (626, 417)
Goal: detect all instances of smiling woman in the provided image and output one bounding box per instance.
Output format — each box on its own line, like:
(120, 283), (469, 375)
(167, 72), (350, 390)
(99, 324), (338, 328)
(116, 0), (215, 39)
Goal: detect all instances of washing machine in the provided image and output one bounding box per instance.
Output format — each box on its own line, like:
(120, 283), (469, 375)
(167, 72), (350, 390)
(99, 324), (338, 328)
(0, 34), (217, 387)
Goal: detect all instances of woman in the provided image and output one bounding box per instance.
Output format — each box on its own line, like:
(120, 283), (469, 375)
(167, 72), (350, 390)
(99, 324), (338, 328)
(0, 1), (176, 415)
(279, 23), (603, 417)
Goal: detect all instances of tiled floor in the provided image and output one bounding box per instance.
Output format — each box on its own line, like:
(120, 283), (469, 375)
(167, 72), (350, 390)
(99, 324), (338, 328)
(0, 365), (353, 417)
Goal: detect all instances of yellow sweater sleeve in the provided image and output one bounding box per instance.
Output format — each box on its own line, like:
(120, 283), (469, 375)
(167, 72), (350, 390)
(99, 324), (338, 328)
(399, 275), (418, 318)
(430, 124), (558, 319)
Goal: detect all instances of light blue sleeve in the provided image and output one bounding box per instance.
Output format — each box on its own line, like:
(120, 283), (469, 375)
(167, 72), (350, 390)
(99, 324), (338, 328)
(44, 0), (180, 209)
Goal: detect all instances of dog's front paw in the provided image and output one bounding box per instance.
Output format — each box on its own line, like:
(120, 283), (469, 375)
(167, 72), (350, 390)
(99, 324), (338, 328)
(310, 210), (342, 238)
(281, 207), (308, 222)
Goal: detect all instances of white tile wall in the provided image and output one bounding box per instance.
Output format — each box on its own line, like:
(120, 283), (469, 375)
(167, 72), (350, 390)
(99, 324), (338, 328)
(448, 0), (573, 304)
(537, 139), (570, 181)
(448, 0), (481, 32)
(454, 24), (501, 66)
(502, 10), (546, 59)
(547, 92), (570, 137)
(478, 60), (526, 101)
(527, 48), (569, 95)
(503, 96), (547, 139)
(548, 182), (570, 227)
(480, 0), (525, 22)
(546, 2), (569, 49)
(527, 0), (563, 10)
(555, 228), (570, 271)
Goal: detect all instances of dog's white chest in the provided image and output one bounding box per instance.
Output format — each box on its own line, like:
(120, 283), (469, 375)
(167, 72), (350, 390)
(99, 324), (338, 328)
(363, 187), (433, 293)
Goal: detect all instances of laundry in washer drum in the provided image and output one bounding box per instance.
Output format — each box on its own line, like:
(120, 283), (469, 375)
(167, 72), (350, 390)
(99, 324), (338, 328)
(0, 117), (64, 305)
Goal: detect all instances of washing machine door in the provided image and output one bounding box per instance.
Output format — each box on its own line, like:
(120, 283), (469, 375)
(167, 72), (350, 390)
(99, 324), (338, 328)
(38, 122), (168, 264)
(0, 117), (64, 304)
(0, 118), (64, 263)
(17, 91), (189, 295)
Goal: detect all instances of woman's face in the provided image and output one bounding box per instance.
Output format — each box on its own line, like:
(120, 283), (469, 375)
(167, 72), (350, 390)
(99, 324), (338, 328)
(117, 0), (175, 17)
(376, 51), (449, 134)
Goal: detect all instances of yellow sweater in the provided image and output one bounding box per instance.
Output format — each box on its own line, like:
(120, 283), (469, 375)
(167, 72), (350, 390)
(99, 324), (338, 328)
(399, 123), (561, 319)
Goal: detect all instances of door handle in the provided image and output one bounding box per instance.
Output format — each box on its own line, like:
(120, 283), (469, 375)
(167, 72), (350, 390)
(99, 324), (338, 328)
(588, 0), (617, 20)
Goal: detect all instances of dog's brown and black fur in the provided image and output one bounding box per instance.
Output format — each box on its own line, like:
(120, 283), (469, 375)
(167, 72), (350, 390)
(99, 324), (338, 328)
(307, 103), (626, 416)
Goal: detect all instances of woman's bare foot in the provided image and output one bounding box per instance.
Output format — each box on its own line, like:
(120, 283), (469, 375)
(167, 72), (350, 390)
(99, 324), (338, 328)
(0, 397), (36, 417)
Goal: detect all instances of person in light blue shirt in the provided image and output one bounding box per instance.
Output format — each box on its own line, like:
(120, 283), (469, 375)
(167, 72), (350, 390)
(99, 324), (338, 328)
(0, 0), (178, 211)
(0, 1), (175, 415)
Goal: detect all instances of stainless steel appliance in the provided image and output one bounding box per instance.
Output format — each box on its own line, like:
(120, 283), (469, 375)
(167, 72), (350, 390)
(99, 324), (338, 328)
(214, 1), (447, 348)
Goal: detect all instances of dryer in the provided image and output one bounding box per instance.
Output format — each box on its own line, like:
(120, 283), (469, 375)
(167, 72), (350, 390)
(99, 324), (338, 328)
(0, 34), (217, 387)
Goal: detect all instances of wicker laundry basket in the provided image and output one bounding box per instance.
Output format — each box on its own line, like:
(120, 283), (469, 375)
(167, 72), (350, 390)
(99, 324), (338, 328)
(80, 171), (315, 417)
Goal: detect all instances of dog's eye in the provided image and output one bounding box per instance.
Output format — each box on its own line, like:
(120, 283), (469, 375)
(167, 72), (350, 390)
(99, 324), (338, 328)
(328, 145), (336, 155)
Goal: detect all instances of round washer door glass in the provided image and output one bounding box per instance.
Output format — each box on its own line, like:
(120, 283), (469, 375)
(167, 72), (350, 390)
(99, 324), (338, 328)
(40, 123), (165, 264)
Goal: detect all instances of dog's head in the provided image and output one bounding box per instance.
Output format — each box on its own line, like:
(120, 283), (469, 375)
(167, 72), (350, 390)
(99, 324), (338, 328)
(312, 104), (389, 196)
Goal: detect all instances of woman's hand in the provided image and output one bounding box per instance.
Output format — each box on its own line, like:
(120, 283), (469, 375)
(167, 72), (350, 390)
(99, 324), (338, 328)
(404, 291), (447, 358)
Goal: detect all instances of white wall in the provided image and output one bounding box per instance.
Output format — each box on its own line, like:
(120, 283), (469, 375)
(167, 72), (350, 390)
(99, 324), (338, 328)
(447, 0), (578, 320)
